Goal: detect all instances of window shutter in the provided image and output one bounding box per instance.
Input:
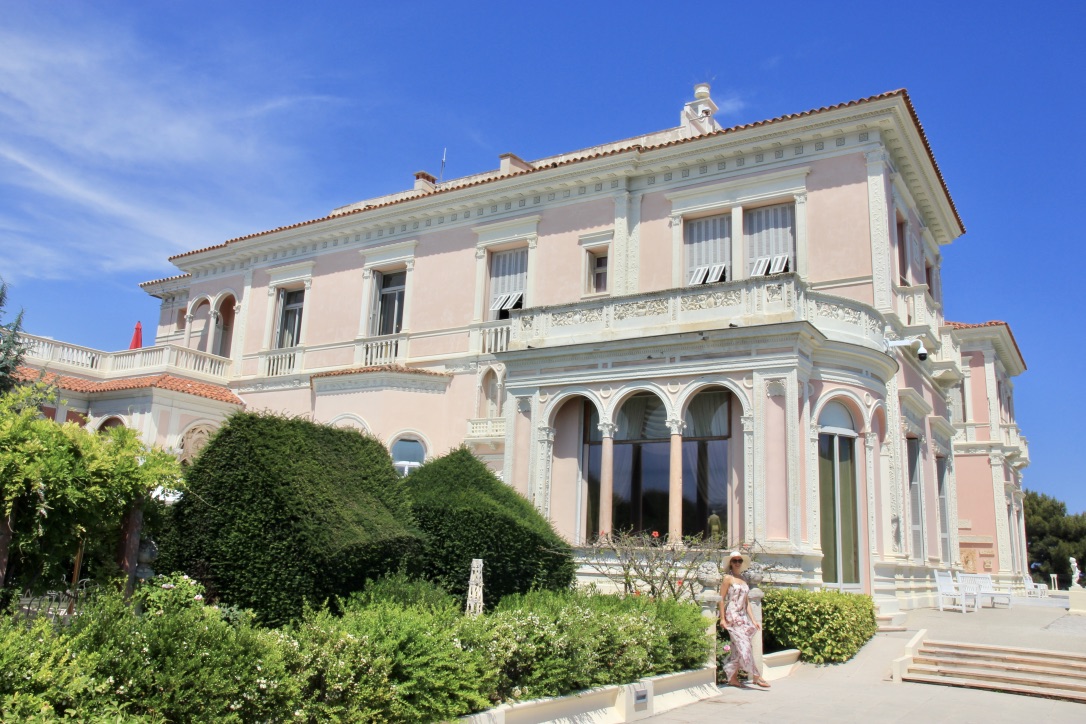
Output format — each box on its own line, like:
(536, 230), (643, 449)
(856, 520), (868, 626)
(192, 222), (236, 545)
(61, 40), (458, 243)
(368, 271), (382, 336)
(684, 213), (731, 282)
(490, 248), (528, 310)
(272, 288), (286, 348)
(745, 203), (795, 274)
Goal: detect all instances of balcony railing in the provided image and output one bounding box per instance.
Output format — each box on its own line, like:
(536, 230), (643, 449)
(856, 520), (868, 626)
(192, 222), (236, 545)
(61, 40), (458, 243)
(261, 347), (301, 377)
(508, 274), (887, 353)
(471, 321), (511, 355)
(360, 334), (405, 366)
(466, 417), (506, 440)
(21, 333), (232, 383)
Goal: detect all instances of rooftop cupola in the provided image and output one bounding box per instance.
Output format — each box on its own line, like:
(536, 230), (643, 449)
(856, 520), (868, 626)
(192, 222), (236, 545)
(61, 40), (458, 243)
(680, 83), (722, 137)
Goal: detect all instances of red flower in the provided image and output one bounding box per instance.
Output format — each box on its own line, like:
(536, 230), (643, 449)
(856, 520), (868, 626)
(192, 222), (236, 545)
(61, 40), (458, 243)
(651, 531), (660, 538)
(677, 579), (684, 586)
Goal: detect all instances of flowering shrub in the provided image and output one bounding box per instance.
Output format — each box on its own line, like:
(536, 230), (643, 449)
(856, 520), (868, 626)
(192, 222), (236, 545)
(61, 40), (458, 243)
(0, 577), (709, 721)
(761, 587), (877, 664)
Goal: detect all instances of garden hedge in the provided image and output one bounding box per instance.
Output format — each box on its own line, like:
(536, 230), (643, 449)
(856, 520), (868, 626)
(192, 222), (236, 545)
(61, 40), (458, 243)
(163, 411), (422, 625)
(404, 447), (574, 605)
(761, 587), (877, 663)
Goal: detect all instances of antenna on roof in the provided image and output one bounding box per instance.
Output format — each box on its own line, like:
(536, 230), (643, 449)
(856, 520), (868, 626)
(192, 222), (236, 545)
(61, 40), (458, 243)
(439, 147), (447, 183)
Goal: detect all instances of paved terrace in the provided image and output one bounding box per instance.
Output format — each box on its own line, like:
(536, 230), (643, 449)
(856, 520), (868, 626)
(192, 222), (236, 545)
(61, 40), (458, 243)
(649, 598), (1086, 723)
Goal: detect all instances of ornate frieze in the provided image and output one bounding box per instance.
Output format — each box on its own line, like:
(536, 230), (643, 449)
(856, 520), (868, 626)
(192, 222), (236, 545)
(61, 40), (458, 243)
(552, 308), (603, 326)
(679, 289), (742, 311)
(614, 298), (669, 320)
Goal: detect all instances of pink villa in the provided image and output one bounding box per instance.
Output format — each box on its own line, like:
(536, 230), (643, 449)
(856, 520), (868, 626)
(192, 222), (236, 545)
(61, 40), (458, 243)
(18, 86), (1032, 609)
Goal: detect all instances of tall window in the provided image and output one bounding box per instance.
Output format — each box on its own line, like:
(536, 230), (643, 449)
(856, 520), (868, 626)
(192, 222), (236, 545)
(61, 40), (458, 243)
(489, 247), (527, 320)
(745, 203), (795, 276)
(373, 270), (406, 336)
(818, 402), (860, 586)
(276, 289), (304, 348)
(391, 438), (425, 476)
(897, 219), (909, 285)
(582, 390), (730, 539)
(588, 248), (609, 293)
(907, 437), (925, 560)
(936, 457), (950, 562)
(685, 213), (731, 285)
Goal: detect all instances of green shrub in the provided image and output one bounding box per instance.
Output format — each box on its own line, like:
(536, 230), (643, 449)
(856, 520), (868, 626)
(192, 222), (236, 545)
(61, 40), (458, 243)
(285, 602), (491, 721)
(66, 588), (298, 721)
(761, 587), (877, 664)
(163, 411), (424, 625)
(344, 571), (459, 613)
(404, 448), (574, 605)
(479, 589), (709, 701)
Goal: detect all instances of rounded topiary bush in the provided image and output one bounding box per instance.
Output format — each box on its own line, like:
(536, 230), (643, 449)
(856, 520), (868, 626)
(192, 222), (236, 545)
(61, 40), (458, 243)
(762, 587), (877, 663)
(404, 447), (574, 605)
(164, 411), (423, 626)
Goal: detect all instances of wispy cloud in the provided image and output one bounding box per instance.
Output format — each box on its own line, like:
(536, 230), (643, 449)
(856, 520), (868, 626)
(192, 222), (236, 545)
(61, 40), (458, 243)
(0, 14), (343, 283)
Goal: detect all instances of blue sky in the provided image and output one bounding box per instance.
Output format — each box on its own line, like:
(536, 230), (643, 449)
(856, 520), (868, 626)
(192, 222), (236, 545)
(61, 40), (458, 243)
(2, 1), (1083, 512)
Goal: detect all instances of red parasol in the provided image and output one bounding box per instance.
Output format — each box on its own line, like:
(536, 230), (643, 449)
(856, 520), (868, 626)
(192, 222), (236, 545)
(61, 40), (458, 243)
(129, 321), (143, 349)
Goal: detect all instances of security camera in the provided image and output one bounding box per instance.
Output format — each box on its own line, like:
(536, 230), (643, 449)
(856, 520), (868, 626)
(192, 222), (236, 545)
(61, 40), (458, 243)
(885, 336), (929, 362)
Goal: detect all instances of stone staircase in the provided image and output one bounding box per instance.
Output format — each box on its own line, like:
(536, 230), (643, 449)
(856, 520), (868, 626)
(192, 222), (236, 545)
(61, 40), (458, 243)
(902, 639), (1086, 703)
(874, 597), (907, 632)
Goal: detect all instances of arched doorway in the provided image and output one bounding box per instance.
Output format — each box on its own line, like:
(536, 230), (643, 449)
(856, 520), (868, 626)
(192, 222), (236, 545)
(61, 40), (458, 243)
(215, 295), (236, 358)
(818, 400), (861, 588)
(680, 387), (731, 541)
(97, 416), (125, 432)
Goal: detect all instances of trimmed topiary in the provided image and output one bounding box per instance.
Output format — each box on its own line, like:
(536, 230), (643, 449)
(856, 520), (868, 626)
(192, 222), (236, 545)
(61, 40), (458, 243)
(164, 411), (422, 626)
(761, 587), (877, 663)
(404, 447), (574, 605)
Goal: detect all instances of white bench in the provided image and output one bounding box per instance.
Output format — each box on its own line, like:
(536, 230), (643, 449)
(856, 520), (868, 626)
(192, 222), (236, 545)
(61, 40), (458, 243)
(958, 573), (1013, 608)
(935, 570), (978, 613)
(1022, 575), (1049, 598)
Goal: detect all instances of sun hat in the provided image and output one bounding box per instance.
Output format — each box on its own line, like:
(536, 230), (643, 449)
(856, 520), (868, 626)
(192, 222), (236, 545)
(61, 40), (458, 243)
(726, 550), (750, 573)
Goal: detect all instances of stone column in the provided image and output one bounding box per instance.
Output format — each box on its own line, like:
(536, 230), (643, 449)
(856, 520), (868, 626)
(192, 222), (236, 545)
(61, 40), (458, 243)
(598, 421), (616, 539)
(667, 417), (686, 544)
(865, 148), (893, 312)
(536, 425), (556, 517)
(208, 310), (221, 356)
(748, 583), (765, 674)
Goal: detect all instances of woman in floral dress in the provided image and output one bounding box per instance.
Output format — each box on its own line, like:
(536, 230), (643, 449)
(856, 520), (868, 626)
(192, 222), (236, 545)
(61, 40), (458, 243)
(719, 550), (771, 688)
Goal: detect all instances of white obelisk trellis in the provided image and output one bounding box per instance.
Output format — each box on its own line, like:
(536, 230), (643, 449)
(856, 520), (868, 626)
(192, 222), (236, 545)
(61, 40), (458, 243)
(466, 558), (484, 616)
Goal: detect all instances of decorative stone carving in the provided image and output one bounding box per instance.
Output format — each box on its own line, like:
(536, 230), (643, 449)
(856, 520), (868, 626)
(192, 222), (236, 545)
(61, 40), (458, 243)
(765, 379), (787, 397)
(552, 308), (603, 326)
(680, 289), (743, 311)
(767, 284), (783, 302)
(665, 418), (686, 436)
(614, 298), (669, 320)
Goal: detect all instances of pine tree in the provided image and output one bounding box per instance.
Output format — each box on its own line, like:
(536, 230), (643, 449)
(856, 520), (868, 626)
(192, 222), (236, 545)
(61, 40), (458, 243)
(0, 279), (29, 394)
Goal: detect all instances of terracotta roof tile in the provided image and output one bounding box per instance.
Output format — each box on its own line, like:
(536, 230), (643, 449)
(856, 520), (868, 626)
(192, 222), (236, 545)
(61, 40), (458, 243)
(14, 367), (243, 405)
(160, 89), (962, 267)
(309, 364), (450, 380)
(945, 321), (1025, 370)
(139, 272), (191, 289)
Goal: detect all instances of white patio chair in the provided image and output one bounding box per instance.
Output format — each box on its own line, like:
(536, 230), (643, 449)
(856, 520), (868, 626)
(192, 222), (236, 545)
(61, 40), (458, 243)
(1022, 574), (1049, 598)
(958, 572), (1012, 608)
(936, 570), (978, 613)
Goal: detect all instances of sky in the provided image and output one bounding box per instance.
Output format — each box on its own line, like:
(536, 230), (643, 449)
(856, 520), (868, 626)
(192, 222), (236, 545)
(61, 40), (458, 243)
(1, 1), (1083, 512)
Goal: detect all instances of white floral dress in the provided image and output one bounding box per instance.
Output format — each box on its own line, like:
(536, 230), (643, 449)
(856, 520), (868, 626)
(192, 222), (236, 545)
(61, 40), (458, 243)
(722, 576), (761, 680)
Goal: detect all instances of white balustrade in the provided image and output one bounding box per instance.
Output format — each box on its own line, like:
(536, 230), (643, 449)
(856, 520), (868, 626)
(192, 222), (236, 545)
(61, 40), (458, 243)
(362, 335), (403, 366)
(263, 348), (300, 377)
(467, 417), (506, 439)
(20, 333), (231, 382)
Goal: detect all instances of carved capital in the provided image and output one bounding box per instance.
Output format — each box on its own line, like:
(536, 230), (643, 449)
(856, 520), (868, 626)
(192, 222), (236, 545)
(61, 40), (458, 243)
(793, 191), (808, 205)
(362, 268), (373, 280)
(184, 313), (194, 323)
(475, 247), (487, 260)
(404, 259), (415, 272)
(864, 431), (877, 449)
(303, 279), (313, 290)
(741, 414), (755, 433)
(597, 421), (617, 438)
(669, 213), (683, 228)
(538, 425), (556, 444)
(267, 287), (277, 297)
(665, 418), (686, 436)
(865, 149), (890, 166)
(526, 234), (538, 250)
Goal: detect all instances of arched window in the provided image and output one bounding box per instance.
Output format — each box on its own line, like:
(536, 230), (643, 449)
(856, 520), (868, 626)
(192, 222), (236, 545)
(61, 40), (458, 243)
(818, 401), (860, 587)
(583, 389), (732, 539)
(391, 437), (425, 476)
(97, 416), (125, 433)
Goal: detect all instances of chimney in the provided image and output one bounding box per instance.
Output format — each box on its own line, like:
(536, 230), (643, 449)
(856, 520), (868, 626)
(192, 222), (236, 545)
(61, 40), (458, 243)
(680, 83), (722, 137)
(499, 153), (532, 174)
(414, 170), (437, 192)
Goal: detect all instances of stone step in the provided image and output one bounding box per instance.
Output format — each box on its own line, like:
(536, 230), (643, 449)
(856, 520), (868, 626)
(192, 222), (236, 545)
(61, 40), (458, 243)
(909, 663), (1086, 694)
(915, 649), (1086, 677)
(913, 653), (1086, 681)
(902, 671), (1086, 704)
(921, 639), (1086, 666)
